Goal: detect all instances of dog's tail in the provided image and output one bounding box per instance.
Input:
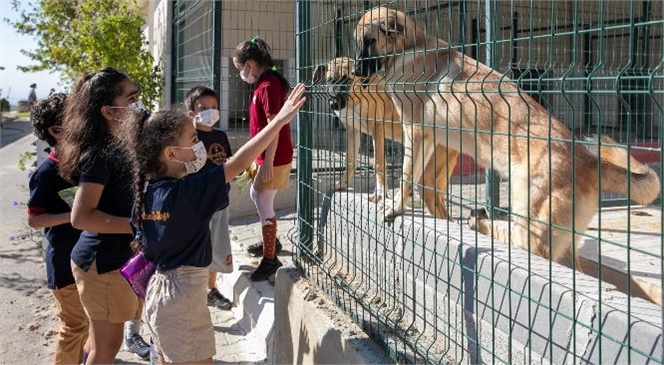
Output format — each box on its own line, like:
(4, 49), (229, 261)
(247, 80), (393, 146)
(587, 136), (660, 204)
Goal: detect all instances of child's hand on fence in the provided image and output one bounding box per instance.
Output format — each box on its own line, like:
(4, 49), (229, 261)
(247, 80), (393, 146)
(274, 83), (306, 126)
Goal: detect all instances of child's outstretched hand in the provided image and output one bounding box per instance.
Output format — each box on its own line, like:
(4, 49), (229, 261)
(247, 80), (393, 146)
(274, 83), (307, 125)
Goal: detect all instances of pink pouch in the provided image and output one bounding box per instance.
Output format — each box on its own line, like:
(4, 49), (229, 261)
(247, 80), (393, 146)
(120, 252), (156, 299)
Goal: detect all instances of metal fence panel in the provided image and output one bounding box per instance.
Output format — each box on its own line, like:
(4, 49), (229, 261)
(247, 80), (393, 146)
(172, 0), (296, 132)
(295, 1), (663, 364)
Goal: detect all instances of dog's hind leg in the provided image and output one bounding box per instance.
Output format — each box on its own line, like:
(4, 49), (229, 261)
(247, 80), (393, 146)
(369, 123), (388, 202)
(549, 191), (597, 272)
(338, 126), (361, 191)
(420, 145), (458, 219)
(386, 126), (425, 222)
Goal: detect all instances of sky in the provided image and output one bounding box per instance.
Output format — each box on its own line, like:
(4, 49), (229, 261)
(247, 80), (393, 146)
(0, 1), (62, 108)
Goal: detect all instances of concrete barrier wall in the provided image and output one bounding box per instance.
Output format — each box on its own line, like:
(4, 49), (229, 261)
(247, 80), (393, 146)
(314, 192), (662, 364)
(273, 267), (395, 365)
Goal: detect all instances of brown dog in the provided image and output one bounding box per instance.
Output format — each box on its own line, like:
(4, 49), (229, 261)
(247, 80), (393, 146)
(313, 57), (459, 218)
(354, 7), (660, 266)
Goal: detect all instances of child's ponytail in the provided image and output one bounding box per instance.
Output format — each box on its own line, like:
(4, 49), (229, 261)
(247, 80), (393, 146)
(123, 109), (150, 252)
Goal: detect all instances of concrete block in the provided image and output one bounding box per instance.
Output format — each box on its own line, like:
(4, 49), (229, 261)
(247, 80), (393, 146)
(273, 266), (394, 365)
(318, 192), (662, 364)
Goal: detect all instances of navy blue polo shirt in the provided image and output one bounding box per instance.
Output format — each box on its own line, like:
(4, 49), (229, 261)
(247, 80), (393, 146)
(70, 144), (134, 274)
(27, 153), (82, 289)
(136, 166), (229, 272)
(197, 129), (233, 192)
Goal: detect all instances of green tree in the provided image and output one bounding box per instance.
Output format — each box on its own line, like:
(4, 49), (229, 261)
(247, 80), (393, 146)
(6, 0), (163, 107)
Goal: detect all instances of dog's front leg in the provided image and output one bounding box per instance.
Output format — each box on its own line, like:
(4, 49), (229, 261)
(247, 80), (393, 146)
(386, 125), (423, 223)
(337, 125), (361, 191)
(369, 124), (388, 202)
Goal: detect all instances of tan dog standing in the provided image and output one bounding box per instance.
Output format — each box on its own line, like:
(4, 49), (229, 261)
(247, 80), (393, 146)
(354, 7), (660, 266)
(313, 57), (459, 218)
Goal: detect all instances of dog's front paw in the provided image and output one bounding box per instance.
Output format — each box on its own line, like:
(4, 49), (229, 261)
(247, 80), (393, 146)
(335, 180), (349, 191)
(368, 191), (382, 202)
(369, 189), (392, 203)
(384, 208), (402, 223)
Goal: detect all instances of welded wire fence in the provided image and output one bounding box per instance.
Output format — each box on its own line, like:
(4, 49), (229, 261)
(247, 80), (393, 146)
(294, 0), (663, 364)
(171, 0), (296, 132)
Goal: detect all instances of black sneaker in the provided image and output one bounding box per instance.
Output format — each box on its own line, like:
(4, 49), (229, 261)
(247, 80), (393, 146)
(246, 238), (283, 257)
(125, 333), (150, 360)
(250, 257), (283, 282)
(207, 288), (233, 310)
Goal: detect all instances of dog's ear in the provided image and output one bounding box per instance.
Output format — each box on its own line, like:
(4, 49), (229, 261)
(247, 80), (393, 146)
(312, 64), (327, 84)
(380, 15), (405, 37)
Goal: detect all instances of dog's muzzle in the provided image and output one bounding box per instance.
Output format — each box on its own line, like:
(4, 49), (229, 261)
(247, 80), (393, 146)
(326, 76), (350, 111)
(355, 37), (380, 77)
(328, 93), (347, 111)
(354, 58), (378, 77)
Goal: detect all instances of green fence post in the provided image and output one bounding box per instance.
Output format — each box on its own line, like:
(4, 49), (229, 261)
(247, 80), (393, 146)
(296, 0), (314, 251)
(484, 0), (501, 214)
(212, 0), (222, 98)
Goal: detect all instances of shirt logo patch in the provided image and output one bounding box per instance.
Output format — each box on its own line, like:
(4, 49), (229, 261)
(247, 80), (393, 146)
(207, 143), (228, 166)
(142, 211), (170, 222)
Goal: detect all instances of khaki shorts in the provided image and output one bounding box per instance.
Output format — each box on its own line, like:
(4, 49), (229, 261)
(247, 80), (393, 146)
(145, 266), (215, 363)
(209, 206), (233, 274)
(71, 260), (141, 323)
(52, 284), (89, 364)
(251, 162), (291, 191)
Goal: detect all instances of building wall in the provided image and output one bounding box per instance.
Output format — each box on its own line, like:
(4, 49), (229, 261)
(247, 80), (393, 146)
(140, 0), (172, 110)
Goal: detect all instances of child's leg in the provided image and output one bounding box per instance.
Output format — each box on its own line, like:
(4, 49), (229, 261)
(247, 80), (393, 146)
(207, 208), (233, 310)
(249, 185), (278, 259)
(124, 319), (142, 338)
(207, 272), (217, 290)
(249, 185), (283, 281)
(51, 284), (89, 364)
(124, 319), (150, 359)
(249, 184), (277, 222)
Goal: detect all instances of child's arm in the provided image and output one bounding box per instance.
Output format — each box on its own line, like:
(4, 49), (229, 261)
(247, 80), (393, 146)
(224, 83), (306, 182)
(70, 182), (133, 234)
(27, 212), (71, 229)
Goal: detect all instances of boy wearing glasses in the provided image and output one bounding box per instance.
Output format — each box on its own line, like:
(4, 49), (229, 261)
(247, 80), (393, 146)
(27, 93), (90, 364)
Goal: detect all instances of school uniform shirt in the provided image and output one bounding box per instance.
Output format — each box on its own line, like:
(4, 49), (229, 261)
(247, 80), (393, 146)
(70, 142), (134, 274)
(137, 166), (229, 272)
(249, 71), (293, 167)
(27, 152), (82, 289)
(197, 129), (233, 192)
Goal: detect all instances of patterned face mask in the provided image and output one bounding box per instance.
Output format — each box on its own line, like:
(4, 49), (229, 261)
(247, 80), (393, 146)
(172, 141), (207, 175)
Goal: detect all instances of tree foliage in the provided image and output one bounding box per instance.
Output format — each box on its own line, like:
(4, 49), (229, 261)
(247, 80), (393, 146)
(6, 0), (163, 107)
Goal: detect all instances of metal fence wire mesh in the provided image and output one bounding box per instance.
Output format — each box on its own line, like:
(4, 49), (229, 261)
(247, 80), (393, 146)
(172, 0), (295, 133)
(293, 0), (663, 364)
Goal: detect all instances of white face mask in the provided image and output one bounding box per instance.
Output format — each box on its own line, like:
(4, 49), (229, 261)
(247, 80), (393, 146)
(172, 141), (207, 175)
(240, 68), (258, 84)
(109, 101), (149, 122)
(194, 109), (220, 127)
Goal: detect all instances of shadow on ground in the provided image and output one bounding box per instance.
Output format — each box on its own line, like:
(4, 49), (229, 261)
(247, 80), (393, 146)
(1, 120), (34, 148)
